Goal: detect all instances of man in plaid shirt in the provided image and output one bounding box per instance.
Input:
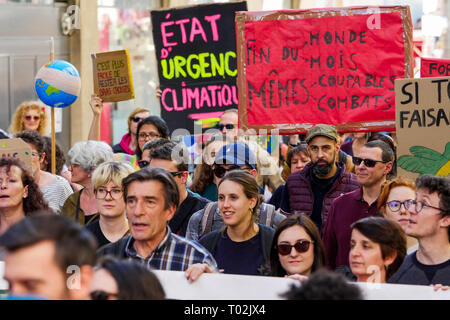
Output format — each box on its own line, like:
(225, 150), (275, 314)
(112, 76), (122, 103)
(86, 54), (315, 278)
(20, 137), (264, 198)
(97, 167), (218, 272)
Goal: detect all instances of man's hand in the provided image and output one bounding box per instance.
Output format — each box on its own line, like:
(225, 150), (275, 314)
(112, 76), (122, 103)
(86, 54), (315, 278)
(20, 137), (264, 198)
(185, 263), (215, 283)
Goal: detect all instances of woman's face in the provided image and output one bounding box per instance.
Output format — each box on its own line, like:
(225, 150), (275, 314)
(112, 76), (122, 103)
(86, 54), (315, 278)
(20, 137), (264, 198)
(349, 229), (390, 282)
(95, 181), (126, 218)
(23, 108), (41, 131)
(129, 111), (150, 136)
(277, 225), (315, 276)
(90, 268), (118, 300)
(383, 186), (416, 231)
(290, 152), (310, 174)
(218, 180), (256, 228)
(137, 123), (161, 152)
(203, 141), (225, 166)
(0, 166), (28, 210)
(69, 163), (90, 185)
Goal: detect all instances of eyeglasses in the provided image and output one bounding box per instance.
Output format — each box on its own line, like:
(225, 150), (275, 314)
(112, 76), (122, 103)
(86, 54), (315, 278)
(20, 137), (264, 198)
(277, 240), (314, 256)
(95, 187), (123, 200)
(216, 124), (235, 131)
(138, 132), (160, 140)
(131, 116), (145, 123)
(90, 290), (118, 300)
(410, 199), (445, 213)
(386, 199), (414, 212)
(170, 171), (184, 177)
(24, 115), (40, 121)
(352, 156), (387, 168)
(31, 152), (42, 158)
(137, 160), (150, 168)
(212, 165), (249, 178)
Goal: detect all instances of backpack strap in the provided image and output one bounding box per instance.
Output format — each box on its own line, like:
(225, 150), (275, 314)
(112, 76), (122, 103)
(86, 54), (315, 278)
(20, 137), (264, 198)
(265, 204), (275, 226)
(258, 203), (276, 226)
(200, 202), (218, 238)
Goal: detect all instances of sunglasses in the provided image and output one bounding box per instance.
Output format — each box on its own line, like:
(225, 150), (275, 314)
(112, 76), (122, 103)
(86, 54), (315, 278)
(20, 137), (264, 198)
(277, 240), (313, 256)
(131, 116), (145, 123)
(216, 124), (235, 131)
(213, 165), (249, 178)
(90, 290), (118, 300)
(25, 115), (40, 121)
(170, 171), (184, 177)
(352, 156), (387, 168)
(137, 160), (150, 168)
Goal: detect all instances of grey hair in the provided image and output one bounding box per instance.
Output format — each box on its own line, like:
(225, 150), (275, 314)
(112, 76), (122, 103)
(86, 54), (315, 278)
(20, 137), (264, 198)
(68, 140), (114, 172)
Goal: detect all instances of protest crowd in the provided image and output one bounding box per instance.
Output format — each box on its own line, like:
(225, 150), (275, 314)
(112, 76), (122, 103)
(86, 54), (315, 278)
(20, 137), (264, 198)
(0, 1), (449, 302)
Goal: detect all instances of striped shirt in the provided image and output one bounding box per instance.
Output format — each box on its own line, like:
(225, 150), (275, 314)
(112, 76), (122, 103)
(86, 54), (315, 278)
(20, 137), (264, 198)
(123, 227), (218, 272)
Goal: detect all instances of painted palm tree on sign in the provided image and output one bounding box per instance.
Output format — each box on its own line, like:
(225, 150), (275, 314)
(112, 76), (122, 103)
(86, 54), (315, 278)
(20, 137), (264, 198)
(398, 142), (450, 177)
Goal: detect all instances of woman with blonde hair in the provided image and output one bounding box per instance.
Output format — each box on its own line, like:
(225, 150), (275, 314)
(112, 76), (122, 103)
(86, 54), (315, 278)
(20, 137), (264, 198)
(9, 100), (49, 136)
(85, 161), (135, 248)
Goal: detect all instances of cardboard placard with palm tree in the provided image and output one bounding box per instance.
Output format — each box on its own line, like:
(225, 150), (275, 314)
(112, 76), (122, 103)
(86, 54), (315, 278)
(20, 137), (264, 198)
(395, 77), (450, 180)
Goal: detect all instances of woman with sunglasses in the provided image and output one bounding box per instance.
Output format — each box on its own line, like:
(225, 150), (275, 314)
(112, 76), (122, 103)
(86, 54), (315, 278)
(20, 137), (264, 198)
(85, 161), (134, 248)
(185, 170), (275, 282)
(269, 214), (326, 279)
(62, 141), (114, 226)
(349, 217), (406, 283)
(377, 176), (418, 254)
(9, 100), (48, 136)
(88, 94), (150, 155)
(135, 116), (170, 161)
(190, 134), (233, 201)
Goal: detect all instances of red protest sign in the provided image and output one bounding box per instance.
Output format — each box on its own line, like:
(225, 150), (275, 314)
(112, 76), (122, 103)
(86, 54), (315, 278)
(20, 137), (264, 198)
(236, 6), (414, 134)
(421, 57), (450, 78)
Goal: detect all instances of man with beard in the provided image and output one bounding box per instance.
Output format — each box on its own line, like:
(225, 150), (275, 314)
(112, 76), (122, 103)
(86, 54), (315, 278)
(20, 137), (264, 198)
(279, 124), (359, 232)
(322, 140), (394, 271)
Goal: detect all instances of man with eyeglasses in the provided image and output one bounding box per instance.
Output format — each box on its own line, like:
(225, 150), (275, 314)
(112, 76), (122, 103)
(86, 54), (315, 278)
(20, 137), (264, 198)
(279, 124), (359, 231)
(185, 142), (286, 241)
(216, 109), (285, 193)
(148, 142), (209, 237)
(389, 175), (450, 286)
(323, 140), (393, 271)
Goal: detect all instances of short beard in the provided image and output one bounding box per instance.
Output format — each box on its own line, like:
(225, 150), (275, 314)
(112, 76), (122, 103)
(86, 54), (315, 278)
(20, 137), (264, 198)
(312, 161), (334, 178)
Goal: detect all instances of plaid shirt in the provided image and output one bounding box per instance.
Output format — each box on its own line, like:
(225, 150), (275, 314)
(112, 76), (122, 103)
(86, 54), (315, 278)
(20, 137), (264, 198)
(124, 226), (218, 272)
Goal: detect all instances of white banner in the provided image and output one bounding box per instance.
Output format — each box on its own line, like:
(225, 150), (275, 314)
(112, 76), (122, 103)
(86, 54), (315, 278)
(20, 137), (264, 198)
(153, 270), (450, 300)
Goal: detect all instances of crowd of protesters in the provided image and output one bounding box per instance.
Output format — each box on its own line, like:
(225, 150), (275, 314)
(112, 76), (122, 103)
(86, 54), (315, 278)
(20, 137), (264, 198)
(0, 94), (448, 301)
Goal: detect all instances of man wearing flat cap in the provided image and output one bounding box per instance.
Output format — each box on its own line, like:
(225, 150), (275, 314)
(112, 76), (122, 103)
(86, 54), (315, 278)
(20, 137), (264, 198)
(279, 124), (359, 232)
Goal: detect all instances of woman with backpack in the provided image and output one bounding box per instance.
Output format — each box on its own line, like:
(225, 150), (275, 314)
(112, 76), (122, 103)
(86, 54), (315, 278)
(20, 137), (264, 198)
(185, 170), (274, 281)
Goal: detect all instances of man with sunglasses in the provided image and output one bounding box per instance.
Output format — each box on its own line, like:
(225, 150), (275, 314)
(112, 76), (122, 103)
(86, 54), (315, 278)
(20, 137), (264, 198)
(279, 124), (359, 231)
(216, 109), (285, 192)
(149, 142), (209, 237)
(389, 175), (450, 286)
(323, 140), (393, 271)
(185, 142), (286, 241)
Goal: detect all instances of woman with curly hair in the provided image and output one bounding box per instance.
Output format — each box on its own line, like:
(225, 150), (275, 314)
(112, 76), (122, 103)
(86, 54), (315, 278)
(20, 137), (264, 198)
(0, 157), (51, 235)
(8, 100), (49, 136)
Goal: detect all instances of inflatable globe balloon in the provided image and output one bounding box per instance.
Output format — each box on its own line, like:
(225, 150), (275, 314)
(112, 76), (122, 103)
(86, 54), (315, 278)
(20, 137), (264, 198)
(35, 60), (81, 108)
